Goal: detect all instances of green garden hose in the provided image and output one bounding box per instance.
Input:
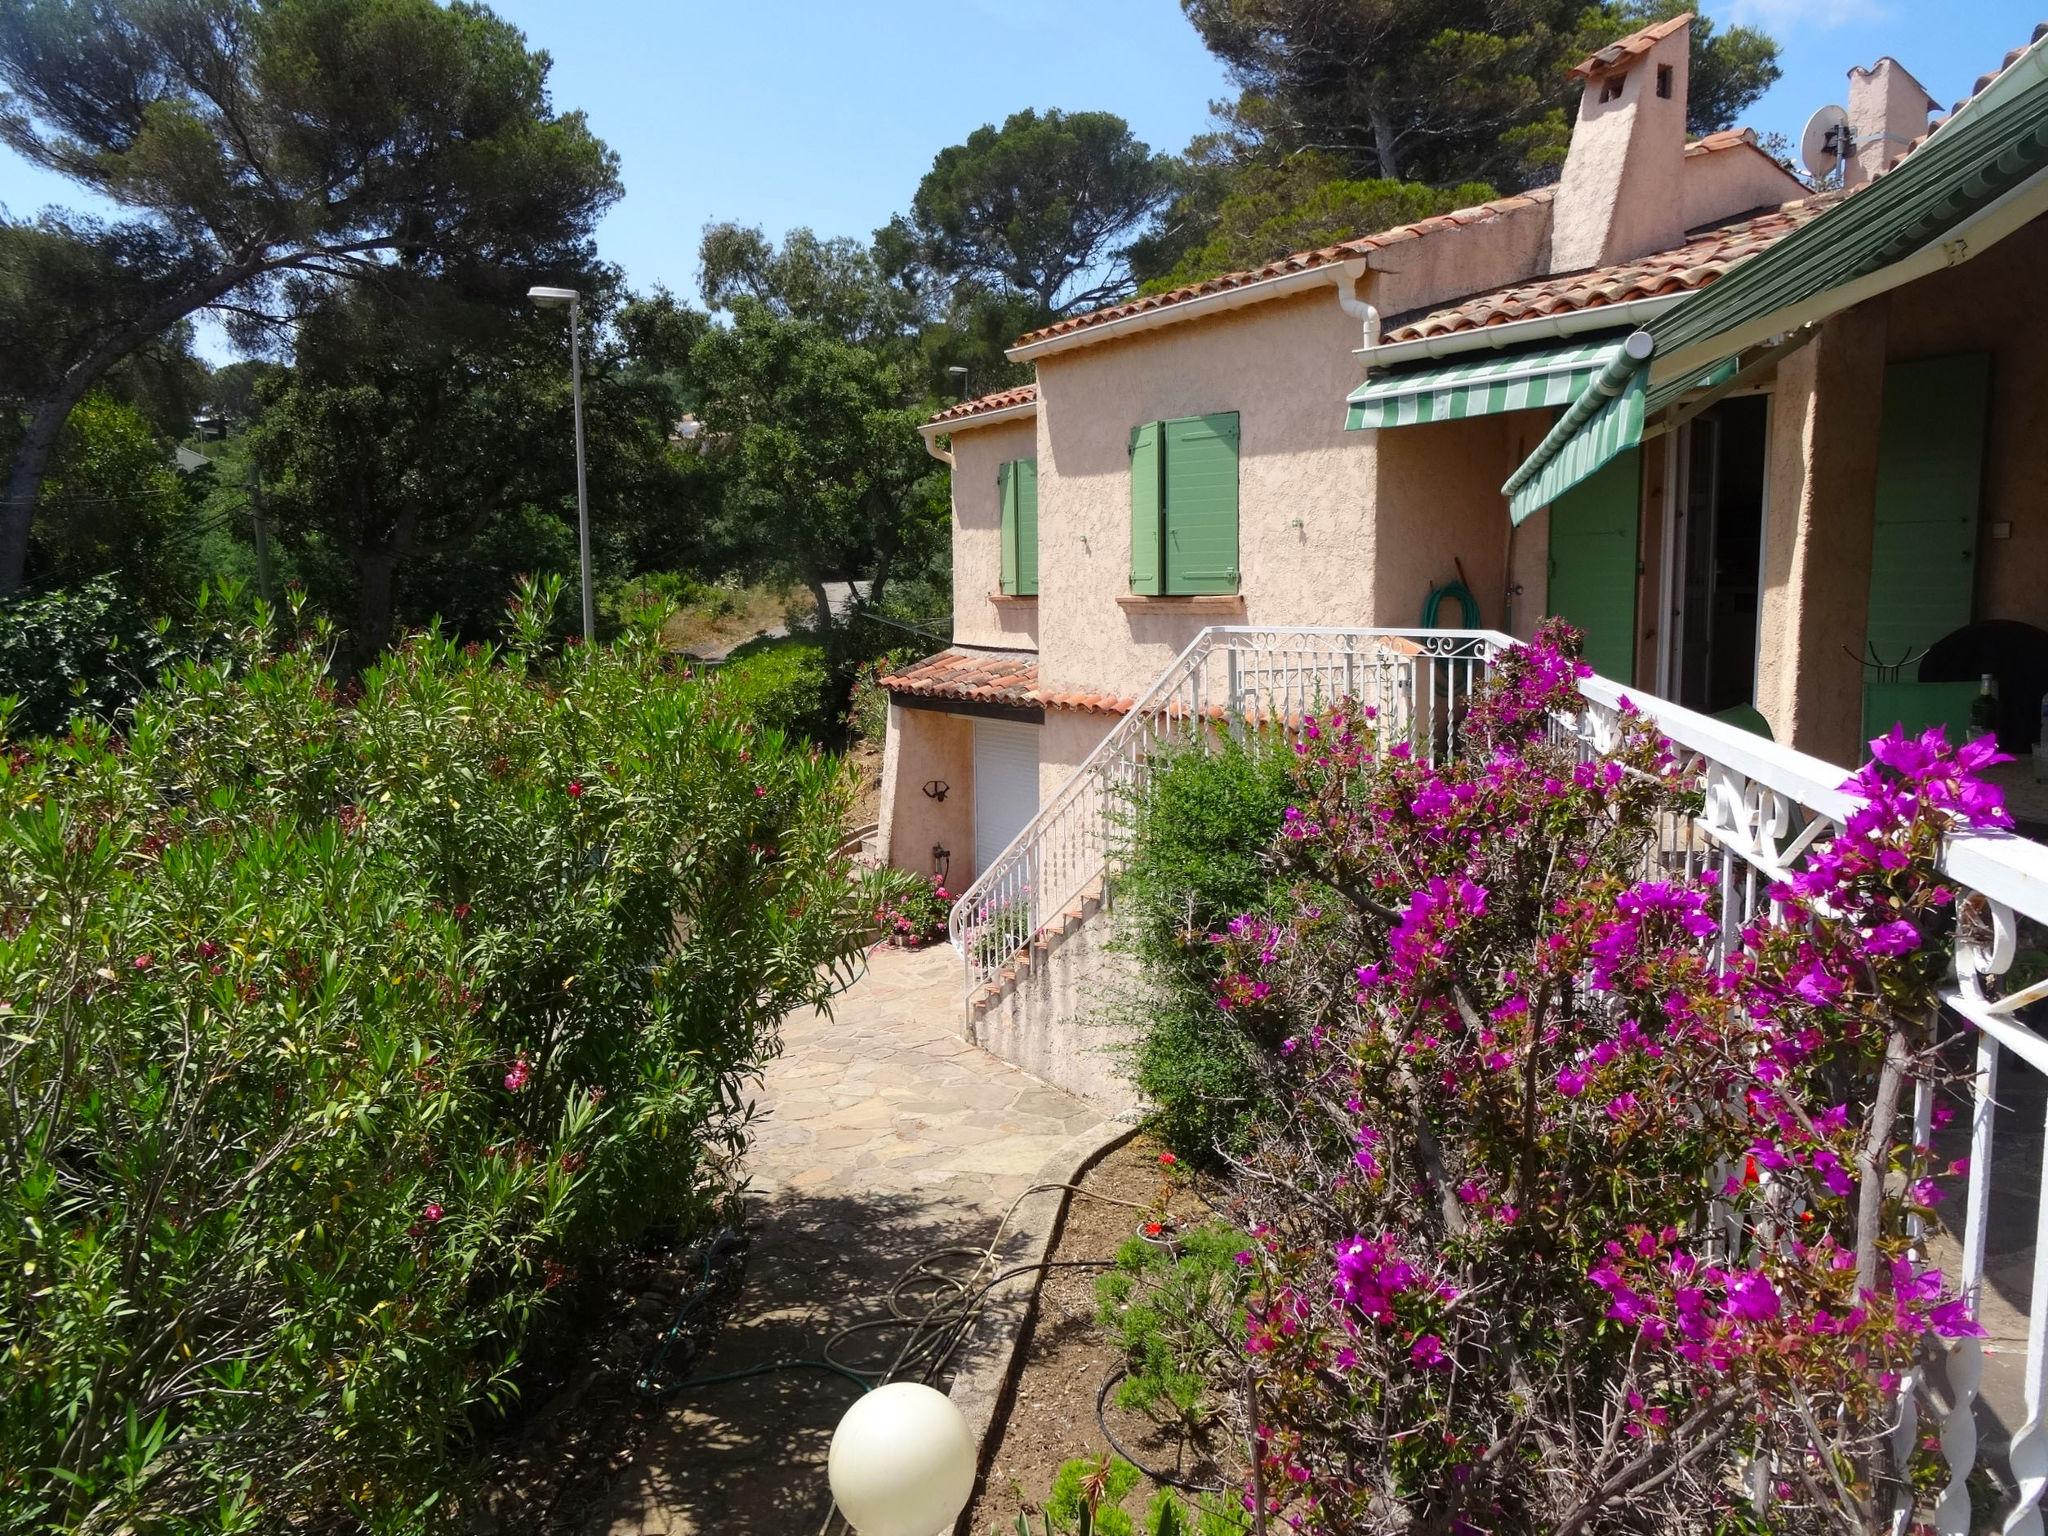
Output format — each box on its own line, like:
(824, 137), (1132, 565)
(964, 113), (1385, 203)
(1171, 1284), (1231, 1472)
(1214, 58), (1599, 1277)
(1420, 579), (1481, 630)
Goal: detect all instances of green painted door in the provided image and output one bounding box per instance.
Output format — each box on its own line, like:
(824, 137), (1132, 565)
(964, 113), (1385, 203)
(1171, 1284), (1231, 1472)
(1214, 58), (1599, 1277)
(1545, 447), (1640, 682)
(1865, 354), (1987, 663)
(1862, 353), (1988, 740)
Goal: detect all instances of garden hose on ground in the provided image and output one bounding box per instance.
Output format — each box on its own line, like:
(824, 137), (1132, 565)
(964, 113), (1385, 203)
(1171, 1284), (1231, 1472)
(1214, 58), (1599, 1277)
(1095, 1366), (1228, 1494)
(633, 1179), (1154, 1534)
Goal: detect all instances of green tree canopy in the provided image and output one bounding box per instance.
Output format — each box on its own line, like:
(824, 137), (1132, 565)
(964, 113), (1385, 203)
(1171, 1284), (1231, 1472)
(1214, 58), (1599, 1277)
(251, 279), (705, 663)
(885, 108), (1176, 317)
(0, 0), (621, 593)
(1140, 154), (1499, 291)
(1178, 0), (1779, 188)
(690, 299), (943, 637)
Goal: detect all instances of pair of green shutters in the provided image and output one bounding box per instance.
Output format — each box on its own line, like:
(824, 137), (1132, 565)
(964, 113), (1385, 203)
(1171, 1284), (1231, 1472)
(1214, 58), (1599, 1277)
(998, 459), (1039, 596)
(1130, 412), (1241, 594)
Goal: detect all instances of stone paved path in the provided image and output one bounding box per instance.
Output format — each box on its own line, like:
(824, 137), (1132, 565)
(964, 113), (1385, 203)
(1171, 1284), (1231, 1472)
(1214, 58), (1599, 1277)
(604, 943), (1104, 1535)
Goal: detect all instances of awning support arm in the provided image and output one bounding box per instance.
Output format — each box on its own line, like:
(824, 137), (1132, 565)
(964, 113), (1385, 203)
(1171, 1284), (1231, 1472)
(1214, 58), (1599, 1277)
(1500, 330), (1654, 498)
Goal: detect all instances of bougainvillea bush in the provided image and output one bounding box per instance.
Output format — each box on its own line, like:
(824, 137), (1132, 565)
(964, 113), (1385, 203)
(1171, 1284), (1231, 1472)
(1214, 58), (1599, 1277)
(1135, 622), (2006, 1533)
(0, 586), (887, 1532)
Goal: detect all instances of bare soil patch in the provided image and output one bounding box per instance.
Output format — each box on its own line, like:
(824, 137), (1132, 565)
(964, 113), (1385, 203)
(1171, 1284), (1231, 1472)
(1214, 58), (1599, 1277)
(964, 1134), (1235, 1535)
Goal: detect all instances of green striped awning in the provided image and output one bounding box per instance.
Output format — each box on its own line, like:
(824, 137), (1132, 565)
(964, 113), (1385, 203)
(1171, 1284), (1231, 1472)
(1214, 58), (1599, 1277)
(1506, 365), (1648, 524)
(1346, 340), (1627, 430)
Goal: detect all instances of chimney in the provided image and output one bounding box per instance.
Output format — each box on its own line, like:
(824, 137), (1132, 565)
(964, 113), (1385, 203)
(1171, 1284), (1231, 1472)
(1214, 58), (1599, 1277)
(1548, 13), (1693, 274)
(1844, 57), (1937, 187)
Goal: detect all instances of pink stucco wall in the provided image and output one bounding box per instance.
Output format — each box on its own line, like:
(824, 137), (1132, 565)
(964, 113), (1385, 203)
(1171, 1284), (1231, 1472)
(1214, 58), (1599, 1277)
(1751, 215), (2048, 760)
(881, 701), (977, 882)
(1680, 144), (1808, 231)
(948, 416), (1040, 651)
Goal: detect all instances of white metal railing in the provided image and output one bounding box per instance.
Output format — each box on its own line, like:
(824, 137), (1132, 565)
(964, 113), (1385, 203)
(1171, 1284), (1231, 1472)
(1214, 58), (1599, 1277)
(949, 624), (2048, 1530)
(946, 627), (1505, 999)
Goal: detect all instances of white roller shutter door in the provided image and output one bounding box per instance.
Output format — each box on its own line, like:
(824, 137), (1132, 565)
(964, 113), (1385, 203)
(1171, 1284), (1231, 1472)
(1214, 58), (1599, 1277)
(972, 719), (1040, 876)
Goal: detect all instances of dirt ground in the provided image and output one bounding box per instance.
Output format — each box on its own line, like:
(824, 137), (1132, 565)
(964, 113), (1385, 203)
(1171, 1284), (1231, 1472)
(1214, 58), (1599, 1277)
(846, 736), (884, 831)
(964, 1135), (1235, 1536)
(661, 584), (798, 660)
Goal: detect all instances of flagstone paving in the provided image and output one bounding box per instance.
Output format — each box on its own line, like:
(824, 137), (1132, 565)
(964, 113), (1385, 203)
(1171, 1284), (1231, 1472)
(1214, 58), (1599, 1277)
(603, 942), (1107, 1536)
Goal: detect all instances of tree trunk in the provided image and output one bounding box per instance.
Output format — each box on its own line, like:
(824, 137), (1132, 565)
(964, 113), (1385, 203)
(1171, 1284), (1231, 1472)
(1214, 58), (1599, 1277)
(1369, 94), (1402, 181)
(806, 577), (835, 639)
(353, 552), (400, 669)
(0, 393), (79, 594)
(0, 261), (261, 593)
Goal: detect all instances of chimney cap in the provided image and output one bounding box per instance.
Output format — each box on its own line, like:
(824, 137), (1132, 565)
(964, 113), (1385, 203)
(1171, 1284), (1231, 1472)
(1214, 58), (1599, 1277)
(1571, 12), (1692, 81)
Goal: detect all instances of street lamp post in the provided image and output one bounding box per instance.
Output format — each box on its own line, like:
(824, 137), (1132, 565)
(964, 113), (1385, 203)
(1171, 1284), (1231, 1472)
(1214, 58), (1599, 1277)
(528, 285), (595, 643)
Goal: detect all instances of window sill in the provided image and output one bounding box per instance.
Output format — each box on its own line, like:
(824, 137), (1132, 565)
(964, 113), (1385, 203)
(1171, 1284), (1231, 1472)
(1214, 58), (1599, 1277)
(1117, 594), (1245, 614)
(988, 591), (1038, 606)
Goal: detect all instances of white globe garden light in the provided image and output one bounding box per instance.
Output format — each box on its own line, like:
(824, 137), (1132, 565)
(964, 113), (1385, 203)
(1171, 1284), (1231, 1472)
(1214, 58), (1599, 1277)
(827, 1382), (977, 1536)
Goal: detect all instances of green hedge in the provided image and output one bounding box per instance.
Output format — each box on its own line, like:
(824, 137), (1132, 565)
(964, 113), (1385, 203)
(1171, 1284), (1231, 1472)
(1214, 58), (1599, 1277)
(1115, 731), (1294, 1157)
(713, 638), (834, 740)
(0, 590), (884, 1531)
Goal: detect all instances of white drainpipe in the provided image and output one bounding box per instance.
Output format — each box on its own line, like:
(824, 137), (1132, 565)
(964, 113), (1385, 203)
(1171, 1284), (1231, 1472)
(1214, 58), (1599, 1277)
(1334, 260), (1380, 349)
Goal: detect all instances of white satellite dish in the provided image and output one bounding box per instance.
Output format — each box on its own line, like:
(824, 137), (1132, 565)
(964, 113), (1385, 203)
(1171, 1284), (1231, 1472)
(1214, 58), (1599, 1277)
(1801, 103), (1852, 181)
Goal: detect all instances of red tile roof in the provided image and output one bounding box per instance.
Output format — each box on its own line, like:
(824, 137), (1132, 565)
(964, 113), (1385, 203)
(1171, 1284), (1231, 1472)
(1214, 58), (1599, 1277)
(1571, 12), (1691, 80)
(879, 648), (1131, 716)
(925, 382), (1038, 427)
(1912, 22), (2048, 152)
(1013, 188), (1559, 349)
(1383, 196), (1839, 342)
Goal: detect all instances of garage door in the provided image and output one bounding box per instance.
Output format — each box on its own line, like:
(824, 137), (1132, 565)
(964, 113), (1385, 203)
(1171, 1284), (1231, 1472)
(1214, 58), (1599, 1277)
(973, 719), (1040, 876)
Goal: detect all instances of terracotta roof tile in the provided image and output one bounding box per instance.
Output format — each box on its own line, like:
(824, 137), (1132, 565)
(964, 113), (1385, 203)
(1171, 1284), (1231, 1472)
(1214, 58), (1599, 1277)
(1908, 22), (2048, 157)
(878, 648), (1132, 716)
(1571, 12), (1691, 80)
(1382, 196), (1839, 342)
(925, 382), (1037, 427)
(1013, 188), (1559, 349)
(1010, 128), (1774, 353)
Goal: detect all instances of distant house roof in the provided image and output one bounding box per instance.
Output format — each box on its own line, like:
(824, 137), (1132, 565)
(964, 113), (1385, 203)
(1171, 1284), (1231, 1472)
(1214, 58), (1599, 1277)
(924, 383), (1038, 430)
(1570, 12), (1691, 80)
(879, 647), (1131, 716)
(1384, 196), (1839, 343)
(174, 447), (209, 474)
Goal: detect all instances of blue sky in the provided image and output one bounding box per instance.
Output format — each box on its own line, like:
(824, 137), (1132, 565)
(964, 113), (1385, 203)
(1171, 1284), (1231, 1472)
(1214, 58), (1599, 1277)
(1, 0), (2039, 362)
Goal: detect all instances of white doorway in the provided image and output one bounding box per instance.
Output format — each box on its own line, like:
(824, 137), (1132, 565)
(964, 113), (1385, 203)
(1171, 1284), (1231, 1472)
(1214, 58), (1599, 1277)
(972, 718), (1040, 877)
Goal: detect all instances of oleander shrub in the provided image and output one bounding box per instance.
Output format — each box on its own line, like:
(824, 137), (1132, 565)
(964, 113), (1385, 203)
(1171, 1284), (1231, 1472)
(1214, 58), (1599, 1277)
(714, 638), (834, 740)
(0, 584), (886, 1532)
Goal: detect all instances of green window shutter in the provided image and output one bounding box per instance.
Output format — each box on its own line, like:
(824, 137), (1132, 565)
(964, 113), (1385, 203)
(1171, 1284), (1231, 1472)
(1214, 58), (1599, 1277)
(1129, 422), (1162, 594)
(997, 460), (1017, 595)
(1544, 446), (1640, 682)
(1865, 353), (1987, 663)
(1161, 412), (1240, 594)
(1015, 458), (1039, 596)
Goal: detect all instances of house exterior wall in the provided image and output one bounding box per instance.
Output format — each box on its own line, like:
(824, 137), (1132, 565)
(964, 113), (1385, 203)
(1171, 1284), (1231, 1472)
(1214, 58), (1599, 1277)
(1755, 305), (1890, 763)
(948, 416), (1040, 650)
(1751, 215), (2048, 761)
(1881, 219), (2048, 636)
(1680, 146), (1808, 232)
(881, 701), (977, 883)
(1032, 290), (1377, 695)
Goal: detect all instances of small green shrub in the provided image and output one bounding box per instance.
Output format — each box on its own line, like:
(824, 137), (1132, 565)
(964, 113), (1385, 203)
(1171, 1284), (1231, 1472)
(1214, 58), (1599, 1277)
(714, 638), (834, 740)
(0, 583), (884, 1531)
(1045, 1455), (1140, 1536)
(1114, 731), (1293, 1155)
(1095, 1225), (1250, 1443)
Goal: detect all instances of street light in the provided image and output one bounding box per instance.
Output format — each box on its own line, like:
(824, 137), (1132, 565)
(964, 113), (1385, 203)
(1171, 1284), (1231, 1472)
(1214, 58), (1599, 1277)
(528, 285), (594, 643)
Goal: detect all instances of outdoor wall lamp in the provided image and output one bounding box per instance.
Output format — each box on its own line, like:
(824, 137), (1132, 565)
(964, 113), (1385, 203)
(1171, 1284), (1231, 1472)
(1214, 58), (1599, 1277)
(828, 1382), (975, 1536)
(921, 779), (949, 802)
(931, 845), (950, 880)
